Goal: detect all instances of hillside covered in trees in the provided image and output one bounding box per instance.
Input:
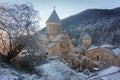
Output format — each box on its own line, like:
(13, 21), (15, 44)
(42, 7), (120, 47)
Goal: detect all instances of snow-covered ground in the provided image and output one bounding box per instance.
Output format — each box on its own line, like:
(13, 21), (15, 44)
(89, 66), (120, 80)
(0, 68), (38, 80)
(35, 61), (85, 80)
(0, 62), (39, 80)
(0, 61), (86, 80)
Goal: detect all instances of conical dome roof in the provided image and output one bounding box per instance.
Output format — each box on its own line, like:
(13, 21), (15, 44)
(83, 32), (91, 40)
(46, 9), (61, 23)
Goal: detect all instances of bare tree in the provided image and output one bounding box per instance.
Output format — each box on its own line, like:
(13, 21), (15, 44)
(0, 3), (41, 61)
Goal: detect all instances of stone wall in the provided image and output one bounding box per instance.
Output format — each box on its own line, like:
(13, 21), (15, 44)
(86, 48), (116, 69)
(47, 35), (75, 56)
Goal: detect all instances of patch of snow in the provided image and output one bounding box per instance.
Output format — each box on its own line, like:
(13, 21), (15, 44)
(98, 66), (120, 77)
(78, 73), (88, 79)
(99, 44), (114, 48)
(100, 47), (114, 55)
(91, 66), (120, 80)
(94, 68), (99, 71)
(87, 45), (98, 51)
(82, 32), (91, 40)
(47, 56), (60, 61)
(0, 61), (40, 80)
(102, 71), (120, 80)
(101, 77), (109, 80)
(0, 68), (38, 80)
(47, 42), (56, 48)
(35, 61), (83, 80)
(47, 34), (64, 48)
(52, 34), (64, 42)
(112, 48), (120, 56)
(75, 47), (80, 52)
(41, 34), (49, 41)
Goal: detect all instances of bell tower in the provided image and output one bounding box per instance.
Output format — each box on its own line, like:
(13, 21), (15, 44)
(46, 8), (61, 41)
(82, 32), (92, 48)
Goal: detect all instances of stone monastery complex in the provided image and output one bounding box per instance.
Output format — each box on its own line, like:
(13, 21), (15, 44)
(39, 9), (120, 69)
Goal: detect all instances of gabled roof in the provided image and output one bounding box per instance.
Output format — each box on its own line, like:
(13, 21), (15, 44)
(87, 45), (98, 51)
(100, 47), (114, 55)
(40, 34), (49, 41)
(47, 34), (64, 48)
(87, 46), (115, 55)
(112, 48), (120, 56)
(75, 44), (87, 52)
(46, 9), (61, 23)
(80, 44), (87, 50)
(100, 44), (114, 48)
(82, 32), (91, 40)
(52, 34), (64, 42)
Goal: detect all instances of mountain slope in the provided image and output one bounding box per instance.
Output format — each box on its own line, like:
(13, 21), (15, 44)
(42, 7), (120, 47)
(62, 7), (120, 47)
(62, 8), (120, 27)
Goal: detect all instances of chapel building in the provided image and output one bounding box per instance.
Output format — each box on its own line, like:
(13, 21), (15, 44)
(39, 9), (75, 56)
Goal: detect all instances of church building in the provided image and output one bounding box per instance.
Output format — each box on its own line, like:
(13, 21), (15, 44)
(82, 32), (92, 48)
(39, 9), (75, 56)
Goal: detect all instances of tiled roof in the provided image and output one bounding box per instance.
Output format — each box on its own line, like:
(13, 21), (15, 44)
(41, 34), (49, 41)
(46, 9), (61, 23)
(52, 34), (64, 42)
(47, 34), (64, 48)
(112, 48), (120, 56)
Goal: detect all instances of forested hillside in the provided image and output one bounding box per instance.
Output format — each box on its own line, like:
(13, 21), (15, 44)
(42, 7), (120, 47)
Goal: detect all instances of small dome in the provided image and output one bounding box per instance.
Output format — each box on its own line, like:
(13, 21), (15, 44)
(82, 32), (91, 40)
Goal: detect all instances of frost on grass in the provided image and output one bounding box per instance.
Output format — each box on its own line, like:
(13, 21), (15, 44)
(35, 61), (82, 80)
(0, 64), (38, 80)
(0, 69), (35, 80)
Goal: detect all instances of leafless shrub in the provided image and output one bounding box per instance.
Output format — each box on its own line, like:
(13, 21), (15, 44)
(0, 3), (41, 62)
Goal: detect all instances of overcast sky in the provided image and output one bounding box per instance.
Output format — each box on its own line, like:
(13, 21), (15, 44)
(0, 0), (120, 28)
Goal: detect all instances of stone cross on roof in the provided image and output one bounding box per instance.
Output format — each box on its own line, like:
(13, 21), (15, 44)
(46, 7), (61, 23)
(54, 6), (55, 9)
